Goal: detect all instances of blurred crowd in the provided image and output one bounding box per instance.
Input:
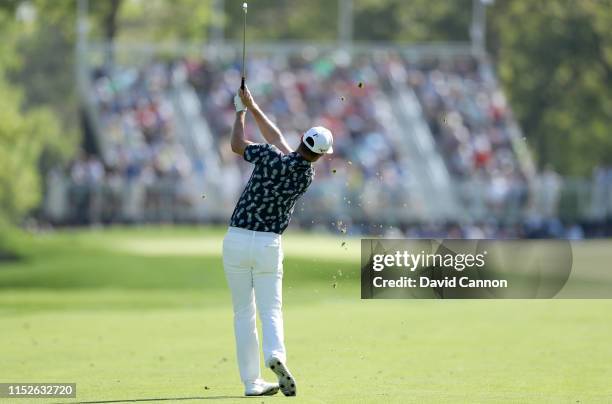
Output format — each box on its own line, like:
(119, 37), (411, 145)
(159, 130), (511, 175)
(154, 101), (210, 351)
(184, 50), (411, 225)
(46, 49), (611, 238)
(60, 63), (199, 223)
(186, 52), (400, 180)
(403, 56), (529, 217)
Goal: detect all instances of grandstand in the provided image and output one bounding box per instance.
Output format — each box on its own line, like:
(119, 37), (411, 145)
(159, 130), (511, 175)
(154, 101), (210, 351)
(45, 41), (594, 238)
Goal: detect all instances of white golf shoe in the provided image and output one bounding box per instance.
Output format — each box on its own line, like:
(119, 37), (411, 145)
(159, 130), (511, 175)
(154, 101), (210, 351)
(244, 379), (279, 396)
(266, 357), (297, 396)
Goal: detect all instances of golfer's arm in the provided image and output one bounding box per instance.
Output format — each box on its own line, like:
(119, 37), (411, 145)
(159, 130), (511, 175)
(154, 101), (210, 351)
(250, 104), (293, 154)
(230, 111), (252, 155)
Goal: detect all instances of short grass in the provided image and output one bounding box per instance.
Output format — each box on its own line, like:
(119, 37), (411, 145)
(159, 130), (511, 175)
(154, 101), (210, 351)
(1, 227), (611, 403)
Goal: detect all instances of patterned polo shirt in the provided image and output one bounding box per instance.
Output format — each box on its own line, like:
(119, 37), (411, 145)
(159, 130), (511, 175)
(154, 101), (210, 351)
(229, 143), (315, 234)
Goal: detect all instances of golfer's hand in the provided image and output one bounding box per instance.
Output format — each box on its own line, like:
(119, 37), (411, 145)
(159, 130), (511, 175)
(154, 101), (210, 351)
(239, 86), (256, 110)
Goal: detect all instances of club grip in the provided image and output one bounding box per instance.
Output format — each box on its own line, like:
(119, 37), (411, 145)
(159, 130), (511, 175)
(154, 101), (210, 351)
(241, 77), (245, 90)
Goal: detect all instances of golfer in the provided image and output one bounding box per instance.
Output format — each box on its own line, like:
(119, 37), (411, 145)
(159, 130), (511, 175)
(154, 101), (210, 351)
(223, 86), (333, 397)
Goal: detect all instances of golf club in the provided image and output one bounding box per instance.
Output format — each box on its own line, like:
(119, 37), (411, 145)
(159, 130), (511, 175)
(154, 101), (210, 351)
(241, 2), (248, 89)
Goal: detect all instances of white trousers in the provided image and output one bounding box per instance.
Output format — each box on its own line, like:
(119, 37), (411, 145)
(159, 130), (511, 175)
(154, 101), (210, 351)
(222, 226), (286, 384)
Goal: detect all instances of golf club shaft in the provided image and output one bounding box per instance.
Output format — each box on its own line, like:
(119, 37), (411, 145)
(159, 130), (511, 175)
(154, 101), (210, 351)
(241, 3), (247, 89)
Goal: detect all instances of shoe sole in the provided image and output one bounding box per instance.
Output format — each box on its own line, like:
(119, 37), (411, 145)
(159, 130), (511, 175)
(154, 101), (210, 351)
(268, 359), (296, 397)
(245, 385), (279, 396)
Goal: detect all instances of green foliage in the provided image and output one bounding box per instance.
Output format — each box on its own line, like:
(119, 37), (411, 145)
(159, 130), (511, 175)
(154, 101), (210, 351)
(224, 0), (337, 42)
(118, 0), (213, 42)
(0, 72), (62, 220)
(354, 0), (471, 42)
(490, 0), (612, 174)
(12, 16), (79, 162)
(0, 8), (66, 255)
(0, 10), (20, 69)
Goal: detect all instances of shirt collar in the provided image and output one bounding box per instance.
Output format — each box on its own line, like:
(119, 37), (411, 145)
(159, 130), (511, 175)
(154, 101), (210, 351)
(290, 151), (312, 167)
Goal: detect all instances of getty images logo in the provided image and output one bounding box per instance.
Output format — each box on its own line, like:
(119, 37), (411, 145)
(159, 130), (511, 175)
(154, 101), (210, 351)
(371, 250), (488, 272)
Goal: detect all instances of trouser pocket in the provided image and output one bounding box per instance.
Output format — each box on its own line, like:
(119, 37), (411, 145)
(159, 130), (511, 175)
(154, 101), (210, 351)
(223, 233), (250, 270)
(254, 239), (283, 275)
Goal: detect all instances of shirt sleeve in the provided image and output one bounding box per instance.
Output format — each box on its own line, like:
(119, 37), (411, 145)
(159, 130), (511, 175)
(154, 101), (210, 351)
(243, 143), (282, 164)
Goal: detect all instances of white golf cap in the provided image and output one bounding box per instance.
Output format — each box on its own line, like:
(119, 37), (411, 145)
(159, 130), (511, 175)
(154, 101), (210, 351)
(303, 126), (334, 154)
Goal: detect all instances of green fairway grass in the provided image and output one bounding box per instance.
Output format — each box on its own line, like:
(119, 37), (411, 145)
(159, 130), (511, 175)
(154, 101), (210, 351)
(1, 227), (611, 403)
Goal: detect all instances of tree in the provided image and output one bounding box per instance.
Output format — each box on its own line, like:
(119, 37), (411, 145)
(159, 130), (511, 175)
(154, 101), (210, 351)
(0, 7), (65, 256)
(488, 0), (612, 175)
(353, 0), (471, 42)
(223, 0), (337, 42)
(117, 0), (212, 42)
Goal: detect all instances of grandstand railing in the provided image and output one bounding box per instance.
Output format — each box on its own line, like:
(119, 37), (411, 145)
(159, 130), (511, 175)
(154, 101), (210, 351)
(85, 41), (475, 61)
